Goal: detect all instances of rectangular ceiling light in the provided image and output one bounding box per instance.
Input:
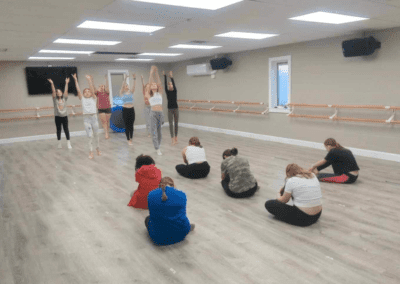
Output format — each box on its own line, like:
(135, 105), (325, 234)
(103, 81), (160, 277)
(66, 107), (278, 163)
(39, 50), (94, 54)
(29, 57), (75, 60)
(169, 44), (221, 49)
(215, 31), (278, 39)
(289, 12), (368, 24)
(54, 39), (121, 45)
(78, 20), (164, 33)
(139, 53), (182, 56)
(134, 0), (243, 10)
(116, 58), (154, 61)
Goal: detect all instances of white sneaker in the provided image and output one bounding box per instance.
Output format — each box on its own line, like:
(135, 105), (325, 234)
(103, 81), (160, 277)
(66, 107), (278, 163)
(67, 141), (72, 149)
(157, 149), (162, 156)
(58, 142), (62, 149)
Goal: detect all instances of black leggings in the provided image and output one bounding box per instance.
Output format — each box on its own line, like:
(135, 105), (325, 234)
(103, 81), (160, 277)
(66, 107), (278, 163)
(55, 116), (70, 140)
(122, 107), (135, 140)
(221, 176), (258, 198)
(176, 162), (210, 179)
(265, 200), (321, 227)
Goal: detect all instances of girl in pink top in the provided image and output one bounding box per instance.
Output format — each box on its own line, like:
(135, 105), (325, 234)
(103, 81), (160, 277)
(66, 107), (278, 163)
(87, 75), (111, 139)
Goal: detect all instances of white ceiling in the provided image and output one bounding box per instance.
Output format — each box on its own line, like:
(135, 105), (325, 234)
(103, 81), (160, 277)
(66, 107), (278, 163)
(1, 0), (400, 63)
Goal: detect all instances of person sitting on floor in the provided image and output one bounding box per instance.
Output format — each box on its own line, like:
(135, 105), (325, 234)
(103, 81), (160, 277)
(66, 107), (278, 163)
(145, 177), (195, 246)
(265, 163), (322, 227)
(128, 154), (162, 209)
(175, 137), (210, 179)
(309, 138), (359, 184)
(221, 147), (258, 198)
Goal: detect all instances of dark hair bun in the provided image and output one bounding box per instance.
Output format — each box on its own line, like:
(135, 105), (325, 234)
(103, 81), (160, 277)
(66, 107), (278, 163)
(231, 148), (238, 156)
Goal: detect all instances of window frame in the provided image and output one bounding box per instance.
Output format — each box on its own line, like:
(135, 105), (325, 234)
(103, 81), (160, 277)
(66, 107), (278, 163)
(269, 55), (291, 114)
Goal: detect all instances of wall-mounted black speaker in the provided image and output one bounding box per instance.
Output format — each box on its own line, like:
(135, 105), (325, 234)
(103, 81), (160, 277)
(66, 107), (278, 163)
(210, 57), (232, 70)
(342, 36), (381, 57)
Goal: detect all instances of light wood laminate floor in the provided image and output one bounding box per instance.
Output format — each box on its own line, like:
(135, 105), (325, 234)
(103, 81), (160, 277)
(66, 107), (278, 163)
(0, 127), (399, 284)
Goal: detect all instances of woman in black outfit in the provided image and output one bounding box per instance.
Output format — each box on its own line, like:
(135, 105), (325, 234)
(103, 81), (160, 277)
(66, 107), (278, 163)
(163, 71), (179, 145)
(309, 138), (360, 184)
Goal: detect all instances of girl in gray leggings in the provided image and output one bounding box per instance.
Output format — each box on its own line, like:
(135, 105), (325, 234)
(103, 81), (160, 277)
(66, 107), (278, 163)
(145, 66), (164, 156)
(72, 74), (101, 159)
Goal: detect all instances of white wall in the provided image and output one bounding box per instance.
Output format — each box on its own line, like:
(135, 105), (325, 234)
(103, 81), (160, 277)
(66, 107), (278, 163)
(169, 28), (400, 154)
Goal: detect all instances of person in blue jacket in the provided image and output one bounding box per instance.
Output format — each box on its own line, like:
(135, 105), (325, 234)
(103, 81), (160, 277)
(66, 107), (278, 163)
(145, 177), (195, 246)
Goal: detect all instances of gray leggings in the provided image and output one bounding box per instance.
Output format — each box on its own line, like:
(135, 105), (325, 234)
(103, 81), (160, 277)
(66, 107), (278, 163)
(168, 108), (179, 138)
(144, 105), (151, 135)
(150, 110), (164, 150)
(83, 114), (100, 152)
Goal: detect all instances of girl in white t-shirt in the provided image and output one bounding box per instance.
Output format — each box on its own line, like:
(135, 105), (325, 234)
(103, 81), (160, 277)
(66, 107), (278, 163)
(176, 137), (210, 179)
(72, 74), (101, 160)
(265, 163), (322, 227)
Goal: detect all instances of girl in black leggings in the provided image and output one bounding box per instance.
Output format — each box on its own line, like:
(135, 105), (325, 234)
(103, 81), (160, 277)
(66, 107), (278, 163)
(119, 74), (136, 145)
(48, 77), (71, 149)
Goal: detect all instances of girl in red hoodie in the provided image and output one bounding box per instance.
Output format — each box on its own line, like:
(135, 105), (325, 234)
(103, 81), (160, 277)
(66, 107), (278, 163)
(128, 154), (162, 209)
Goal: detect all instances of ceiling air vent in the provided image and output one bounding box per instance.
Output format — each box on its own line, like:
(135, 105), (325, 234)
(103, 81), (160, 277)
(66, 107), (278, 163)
(189, 40), (208, 44)
(93, 52), (139, 55)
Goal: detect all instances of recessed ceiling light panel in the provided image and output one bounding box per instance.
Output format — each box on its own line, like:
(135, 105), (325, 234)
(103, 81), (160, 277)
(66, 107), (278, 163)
(29, 57), (75, 60)
(169, 44), (222, 49)
(78, 20), (164, 33)
(134, 0), (243, 10)
(289, 12), (368, 24)
(215, 32), (278, 39)
(54, 39), (121, 45)
(39, 50), (94, 54)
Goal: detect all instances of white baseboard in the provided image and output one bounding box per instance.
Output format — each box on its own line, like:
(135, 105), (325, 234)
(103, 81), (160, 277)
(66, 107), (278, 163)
(179, 123), (400, 163)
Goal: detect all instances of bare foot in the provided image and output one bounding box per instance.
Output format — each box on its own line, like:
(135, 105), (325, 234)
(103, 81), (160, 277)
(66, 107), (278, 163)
(128, 140), (133, 146)
(175, 137), (178, 144)
(96, 148), (102, 156)
(171, 138), (175, 146)
(105, 133), (110, 139)
(89, 152), (94, 159)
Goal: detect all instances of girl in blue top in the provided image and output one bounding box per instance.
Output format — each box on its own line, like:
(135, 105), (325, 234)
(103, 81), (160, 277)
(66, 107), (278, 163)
(145, 177), (195, 246)
(118, 74), (136, 145)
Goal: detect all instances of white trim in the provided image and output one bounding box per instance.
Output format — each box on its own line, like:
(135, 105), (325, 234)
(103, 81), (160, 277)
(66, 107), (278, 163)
(269, 108), (290, 114)
(178, 123), (400, 163)
(269, 55), (291, 110)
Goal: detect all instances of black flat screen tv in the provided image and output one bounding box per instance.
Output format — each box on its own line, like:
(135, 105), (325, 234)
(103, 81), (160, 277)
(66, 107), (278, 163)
(25, 67), (78, 95)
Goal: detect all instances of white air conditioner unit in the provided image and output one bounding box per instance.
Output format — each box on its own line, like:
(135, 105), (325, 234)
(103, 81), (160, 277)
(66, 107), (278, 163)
(187, 63), (217, 76)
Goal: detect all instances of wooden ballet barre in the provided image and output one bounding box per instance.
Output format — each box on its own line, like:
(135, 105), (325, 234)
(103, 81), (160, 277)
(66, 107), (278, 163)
(288, 103), (330, 108)
(177, 99), (265, 105)
(0, 105), (82, 113)
(0, 112), (83, 123)
(332, 117), (388, 124)
(331, 105), (387, 110)
(288, 114), (331, 120)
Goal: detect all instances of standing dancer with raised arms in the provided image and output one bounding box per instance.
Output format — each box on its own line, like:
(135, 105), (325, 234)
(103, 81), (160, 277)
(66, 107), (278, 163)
(72, 74), (101, 159)
(48, 77), (72, 149)
(163, 70), (179, 145)
(87, 75), (111, 139)
(119, 74), (136, 146)
(145, 66), (164, 156)
(141, 75), (151, 138)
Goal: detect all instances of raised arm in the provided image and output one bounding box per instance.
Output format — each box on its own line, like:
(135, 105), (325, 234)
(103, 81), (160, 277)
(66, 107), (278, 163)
(72, 73), (82, 100)
(163, 71), (168, 93)
(86, 75), (96, 97)
(149, 66), (163, 94)
(48, 79), (56, 98)
(131, 74), (136, 93)
(141, 75), (146, 96)
(63, 77), (70, 98)
(105, 74), (110, 93)
(120, 74), (128, 95)
(169, 71), (176, 91)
